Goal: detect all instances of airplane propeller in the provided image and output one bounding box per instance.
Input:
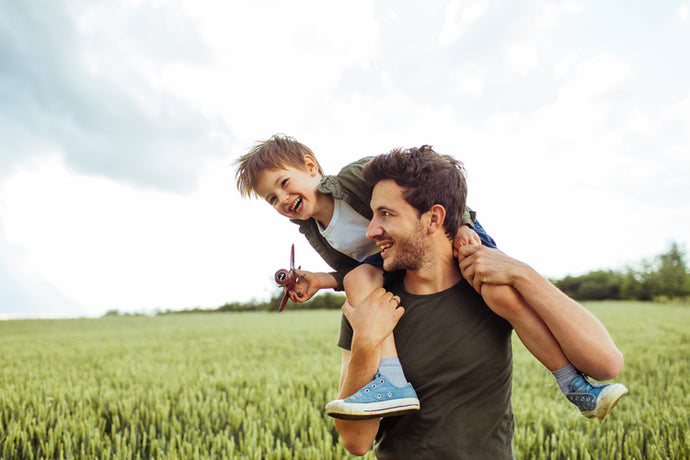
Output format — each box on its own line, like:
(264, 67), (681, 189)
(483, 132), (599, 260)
(274, 244), (298, 312)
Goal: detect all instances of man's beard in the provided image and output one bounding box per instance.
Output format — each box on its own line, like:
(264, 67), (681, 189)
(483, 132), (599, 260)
(383, 221), (431, 272)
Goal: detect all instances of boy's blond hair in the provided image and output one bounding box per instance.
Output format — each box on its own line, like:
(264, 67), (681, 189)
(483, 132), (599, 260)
(234, 134), (324, 198)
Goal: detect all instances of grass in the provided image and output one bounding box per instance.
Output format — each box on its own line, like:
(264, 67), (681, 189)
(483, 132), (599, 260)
(1, 301), (688, 459)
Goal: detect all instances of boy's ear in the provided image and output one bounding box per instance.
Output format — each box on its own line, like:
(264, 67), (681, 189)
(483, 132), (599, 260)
(425, 204), (446, 234)
(303, 155), (320, 177)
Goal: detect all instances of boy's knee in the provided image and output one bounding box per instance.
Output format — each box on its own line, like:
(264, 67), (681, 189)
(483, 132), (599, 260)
(344, 264), (383, 291)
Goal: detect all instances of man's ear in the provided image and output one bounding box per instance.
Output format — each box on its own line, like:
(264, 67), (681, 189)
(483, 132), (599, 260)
(425, 204), (446, 234)
(303, 155), (320, 176)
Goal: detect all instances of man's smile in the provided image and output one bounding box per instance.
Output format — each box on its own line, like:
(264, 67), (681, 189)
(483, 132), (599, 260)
(377, 241), (393, 257)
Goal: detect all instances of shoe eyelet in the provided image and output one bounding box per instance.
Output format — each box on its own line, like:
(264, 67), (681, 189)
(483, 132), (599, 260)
(380, 379), (385, 384)
(377, 394), (382, 399)
(387, 392), (392, 397)
(372, 384), (377, 388)
(365, 389), (369, 393)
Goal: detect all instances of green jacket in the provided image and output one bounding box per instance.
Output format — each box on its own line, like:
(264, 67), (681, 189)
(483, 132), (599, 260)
(291, 157), (475, 291)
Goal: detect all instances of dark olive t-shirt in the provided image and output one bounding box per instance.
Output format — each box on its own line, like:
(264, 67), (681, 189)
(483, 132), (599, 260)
(338, 274), (514, 459)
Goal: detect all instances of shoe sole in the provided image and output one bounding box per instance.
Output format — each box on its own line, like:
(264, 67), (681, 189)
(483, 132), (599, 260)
(583, 383), (629, 420)
(326, 398), (420, 420)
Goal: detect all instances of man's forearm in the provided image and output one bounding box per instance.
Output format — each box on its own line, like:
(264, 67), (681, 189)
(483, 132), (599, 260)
(334, 336), (383, 454)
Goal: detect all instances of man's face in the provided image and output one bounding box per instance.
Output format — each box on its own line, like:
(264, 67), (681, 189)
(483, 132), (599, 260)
(366, 179), (431, 272)
(254, 159), (321, 220)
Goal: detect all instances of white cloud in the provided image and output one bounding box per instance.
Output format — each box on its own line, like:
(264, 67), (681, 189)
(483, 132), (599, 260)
(146, 0), (382, 146)
(505, 40), (540, 76)
(2, 0), (689, 317)
(438, 0), (490, 46)
(533, 0), (586, 30)
(0, 155), (287, 314)
(677, 3), (689, 22)
(553, 52), (579, 80)
(449, 63), (486, 97)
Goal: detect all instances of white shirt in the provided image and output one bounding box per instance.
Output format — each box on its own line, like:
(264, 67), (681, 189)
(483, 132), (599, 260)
(318, 199), (379, 262)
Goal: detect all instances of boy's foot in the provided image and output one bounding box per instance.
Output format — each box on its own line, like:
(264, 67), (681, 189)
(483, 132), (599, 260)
(565, 374), (628, 420)
(325, 373), (420, 420)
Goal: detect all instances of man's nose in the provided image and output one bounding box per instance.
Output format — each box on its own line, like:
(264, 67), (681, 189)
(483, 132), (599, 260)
(366, 218), (381, 240)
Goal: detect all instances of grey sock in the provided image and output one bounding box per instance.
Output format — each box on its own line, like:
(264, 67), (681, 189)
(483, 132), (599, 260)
(552, 363), (580, 395)
(378, 358), (408, 388)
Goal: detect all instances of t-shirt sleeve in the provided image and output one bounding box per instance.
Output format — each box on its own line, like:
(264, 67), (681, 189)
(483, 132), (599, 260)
(337, 313), (354, 350)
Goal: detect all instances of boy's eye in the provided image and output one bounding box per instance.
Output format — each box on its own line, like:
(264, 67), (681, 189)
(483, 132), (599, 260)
(281, 178), (289, 187)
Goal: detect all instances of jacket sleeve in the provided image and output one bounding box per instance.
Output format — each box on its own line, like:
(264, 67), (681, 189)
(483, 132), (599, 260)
(462, 206), (477, 228)
(294, 218), (360, 291)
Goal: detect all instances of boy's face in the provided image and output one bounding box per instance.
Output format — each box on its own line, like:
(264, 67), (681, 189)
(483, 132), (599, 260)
(254, 156), (322, 220)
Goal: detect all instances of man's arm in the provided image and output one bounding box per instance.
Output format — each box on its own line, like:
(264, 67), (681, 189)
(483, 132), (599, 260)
(334, 348), (382, 455)
(458, 245), (623, 381)
(333, 289), (405, 455)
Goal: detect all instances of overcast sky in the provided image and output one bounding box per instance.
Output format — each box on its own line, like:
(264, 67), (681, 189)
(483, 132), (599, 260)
(1, 0), (689, 318)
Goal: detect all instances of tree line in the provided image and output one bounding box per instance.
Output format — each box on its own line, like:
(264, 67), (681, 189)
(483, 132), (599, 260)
(107, 242), (688, 317)
(553, 242), (690, 302)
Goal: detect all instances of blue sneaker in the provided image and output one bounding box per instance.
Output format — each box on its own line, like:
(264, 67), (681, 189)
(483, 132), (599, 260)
(566, 374), (628, 420)
(325, 373), (420, 420)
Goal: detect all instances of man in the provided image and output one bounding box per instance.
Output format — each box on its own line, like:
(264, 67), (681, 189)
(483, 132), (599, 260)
(332, 146), (624, 458)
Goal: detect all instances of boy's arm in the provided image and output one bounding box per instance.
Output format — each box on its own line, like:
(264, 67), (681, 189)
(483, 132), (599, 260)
(288, 270), (339, 303)
(453, 206), (481, 256)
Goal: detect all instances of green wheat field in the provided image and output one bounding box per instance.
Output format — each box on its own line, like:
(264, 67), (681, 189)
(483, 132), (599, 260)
(1, 302), (689, 459)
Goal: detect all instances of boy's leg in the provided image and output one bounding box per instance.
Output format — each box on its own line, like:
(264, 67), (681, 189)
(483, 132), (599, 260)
(327, 265), (419, 419)
(473, 220), (497, 248)
(481, 283), (627, 419)
(481, 283), (570, 371)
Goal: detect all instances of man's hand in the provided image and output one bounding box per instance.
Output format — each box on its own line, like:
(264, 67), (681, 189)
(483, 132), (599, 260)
(342, 287), (404, 352)
(457, 245), (528, 293)
(453, 225), (481, 257)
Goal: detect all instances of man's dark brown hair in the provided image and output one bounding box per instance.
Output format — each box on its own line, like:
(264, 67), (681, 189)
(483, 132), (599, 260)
(362, 145), (467, 240)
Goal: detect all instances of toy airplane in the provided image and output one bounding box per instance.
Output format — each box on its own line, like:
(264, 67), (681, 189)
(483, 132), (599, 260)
(274, 244), (298, 312)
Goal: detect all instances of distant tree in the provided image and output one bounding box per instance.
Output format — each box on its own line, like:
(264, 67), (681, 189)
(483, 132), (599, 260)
(653, 242), (690, 299)
(301, 292), (347, 310)
(576, 270), (622, 300)
(554, 270), (622, 300)
(620, 269), (643, 301)
(620, 242), (690, 301)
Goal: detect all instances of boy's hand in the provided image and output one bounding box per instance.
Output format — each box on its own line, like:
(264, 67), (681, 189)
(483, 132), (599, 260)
(457, 245), (524, 293)
(287, 270), (327, 303)
(453, 225), (481, 257)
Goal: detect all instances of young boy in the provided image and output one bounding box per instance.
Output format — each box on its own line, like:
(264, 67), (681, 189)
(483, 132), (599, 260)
(234, 134), (628, 421)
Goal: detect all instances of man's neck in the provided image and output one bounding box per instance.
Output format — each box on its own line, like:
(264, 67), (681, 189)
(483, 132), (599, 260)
(403, 242), (462, 295)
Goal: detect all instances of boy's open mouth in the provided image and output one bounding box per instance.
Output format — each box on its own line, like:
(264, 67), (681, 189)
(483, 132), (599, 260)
(290, 197), (303, 214)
